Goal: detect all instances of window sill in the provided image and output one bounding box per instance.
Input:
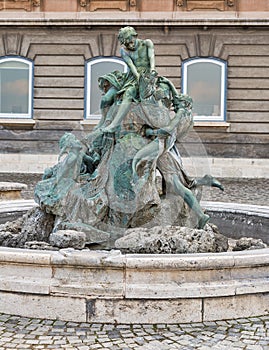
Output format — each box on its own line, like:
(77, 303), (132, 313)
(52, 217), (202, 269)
(0, 119), (36, 128)
(193, 121), (230, 130)
(80, 119), (99, 130)
(80, 120), (231, 131)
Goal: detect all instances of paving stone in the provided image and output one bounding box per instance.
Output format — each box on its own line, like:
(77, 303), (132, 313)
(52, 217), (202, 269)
(90, 344), (103, 349)
(25, 339), (39, 344)
(134, 337), (145, 345)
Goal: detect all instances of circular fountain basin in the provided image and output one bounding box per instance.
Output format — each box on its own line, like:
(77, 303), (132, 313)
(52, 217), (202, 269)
(0, 200), (268, 324)
(202, 201), (269, 244)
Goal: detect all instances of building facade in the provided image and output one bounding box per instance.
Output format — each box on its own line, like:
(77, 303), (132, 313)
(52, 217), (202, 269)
(0, 0), (268, 177)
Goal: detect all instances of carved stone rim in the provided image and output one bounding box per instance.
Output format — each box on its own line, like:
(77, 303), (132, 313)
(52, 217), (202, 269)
(0, 199), (268, 323)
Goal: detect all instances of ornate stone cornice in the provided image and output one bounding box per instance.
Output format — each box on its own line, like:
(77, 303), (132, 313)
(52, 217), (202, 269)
(0, 13), (267, 27)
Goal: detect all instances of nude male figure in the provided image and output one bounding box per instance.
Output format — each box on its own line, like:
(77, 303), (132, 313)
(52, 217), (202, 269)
(102, 26), (157, 133)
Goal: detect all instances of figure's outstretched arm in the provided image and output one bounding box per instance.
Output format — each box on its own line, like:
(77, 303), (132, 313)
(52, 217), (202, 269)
(145, 39), (156, 73)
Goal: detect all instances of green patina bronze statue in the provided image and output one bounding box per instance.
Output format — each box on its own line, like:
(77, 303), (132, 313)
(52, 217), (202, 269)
(35, 27), (223, 245)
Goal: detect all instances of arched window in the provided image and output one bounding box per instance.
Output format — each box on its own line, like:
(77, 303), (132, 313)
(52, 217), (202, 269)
(182, 58), (227, 122)
(0, 57), (33, 118)
(85, 57), (127, 119)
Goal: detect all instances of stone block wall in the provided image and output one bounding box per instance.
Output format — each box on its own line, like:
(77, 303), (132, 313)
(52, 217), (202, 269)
(0, 24), (268, 161)
(0, 248), (268, 323)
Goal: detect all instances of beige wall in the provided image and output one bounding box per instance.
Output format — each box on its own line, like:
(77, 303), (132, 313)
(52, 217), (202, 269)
(238, 0), (269, 12)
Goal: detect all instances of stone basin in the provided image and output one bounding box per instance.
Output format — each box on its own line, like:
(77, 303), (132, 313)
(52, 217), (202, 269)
(0, 200), (268, 324)
(202, 201), (269, 244)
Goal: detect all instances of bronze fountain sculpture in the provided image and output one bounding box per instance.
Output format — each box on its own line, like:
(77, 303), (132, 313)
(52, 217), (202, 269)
(34, 26), (224, 249)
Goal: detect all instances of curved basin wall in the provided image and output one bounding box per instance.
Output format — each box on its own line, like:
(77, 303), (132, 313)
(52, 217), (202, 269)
(202, 202), (269, 244)
(0, 247), (268, 324)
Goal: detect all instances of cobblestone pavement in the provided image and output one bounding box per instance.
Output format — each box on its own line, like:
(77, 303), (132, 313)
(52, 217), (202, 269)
(201, 178), (269, 207)
(0, 175), (268, 349)
(0, 313), (268, 350)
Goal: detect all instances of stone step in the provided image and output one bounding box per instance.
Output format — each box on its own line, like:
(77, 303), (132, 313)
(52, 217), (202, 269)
(0, 182), (28, 201)
(201, 201), (269, 217)
(0, 199), (37, 224)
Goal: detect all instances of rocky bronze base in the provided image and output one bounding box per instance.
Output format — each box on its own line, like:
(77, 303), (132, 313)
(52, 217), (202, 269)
(0, 205), (267, 253)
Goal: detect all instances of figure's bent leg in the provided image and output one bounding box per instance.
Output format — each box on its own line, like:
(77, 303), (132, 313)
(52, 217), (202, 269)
(94, 87), (119, 129)
(102, 86), (136, 133)
(158, 77), (178, 99)
(172, 174), (209, 229)
(132, 139), (160, 176)
(100, 87), (117, 109)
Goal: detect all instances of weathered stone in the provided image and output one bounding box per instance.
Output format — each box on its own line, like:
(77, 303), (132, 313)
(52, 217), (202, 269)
(209, 223), (230, 252)
(0, 292), (86, 323)
(115, 224), (228, 254)
(203, 294), (269, 322)
(0, 231), (20, 247)
(0, 208), (55, 248)
(18, 207), (55, 246)
(24, 241), (58, 251)
(233, 237), (267, 251)
(0, 216), (24, 247)
(49, 230), (86, 249)
(57, 221), (110, 246)
(86, 298), (202, 324)
(0, 216), (24, 235)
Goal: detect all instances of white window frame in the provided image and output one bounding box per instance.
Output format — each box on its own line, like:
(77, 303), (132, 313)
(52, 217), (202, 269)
(182, 57), (227, 122)
(0, 56), (33, 119)
(85, 57), (127, 120)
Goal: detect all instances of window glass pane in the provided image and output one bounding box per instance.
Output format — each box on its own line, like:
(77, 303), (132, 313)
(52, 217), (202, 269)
(0, 61), (29, 115)
(187, 62), (222, 118)
(90, 61), (126, 117)
(0, 61), (28, 69)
